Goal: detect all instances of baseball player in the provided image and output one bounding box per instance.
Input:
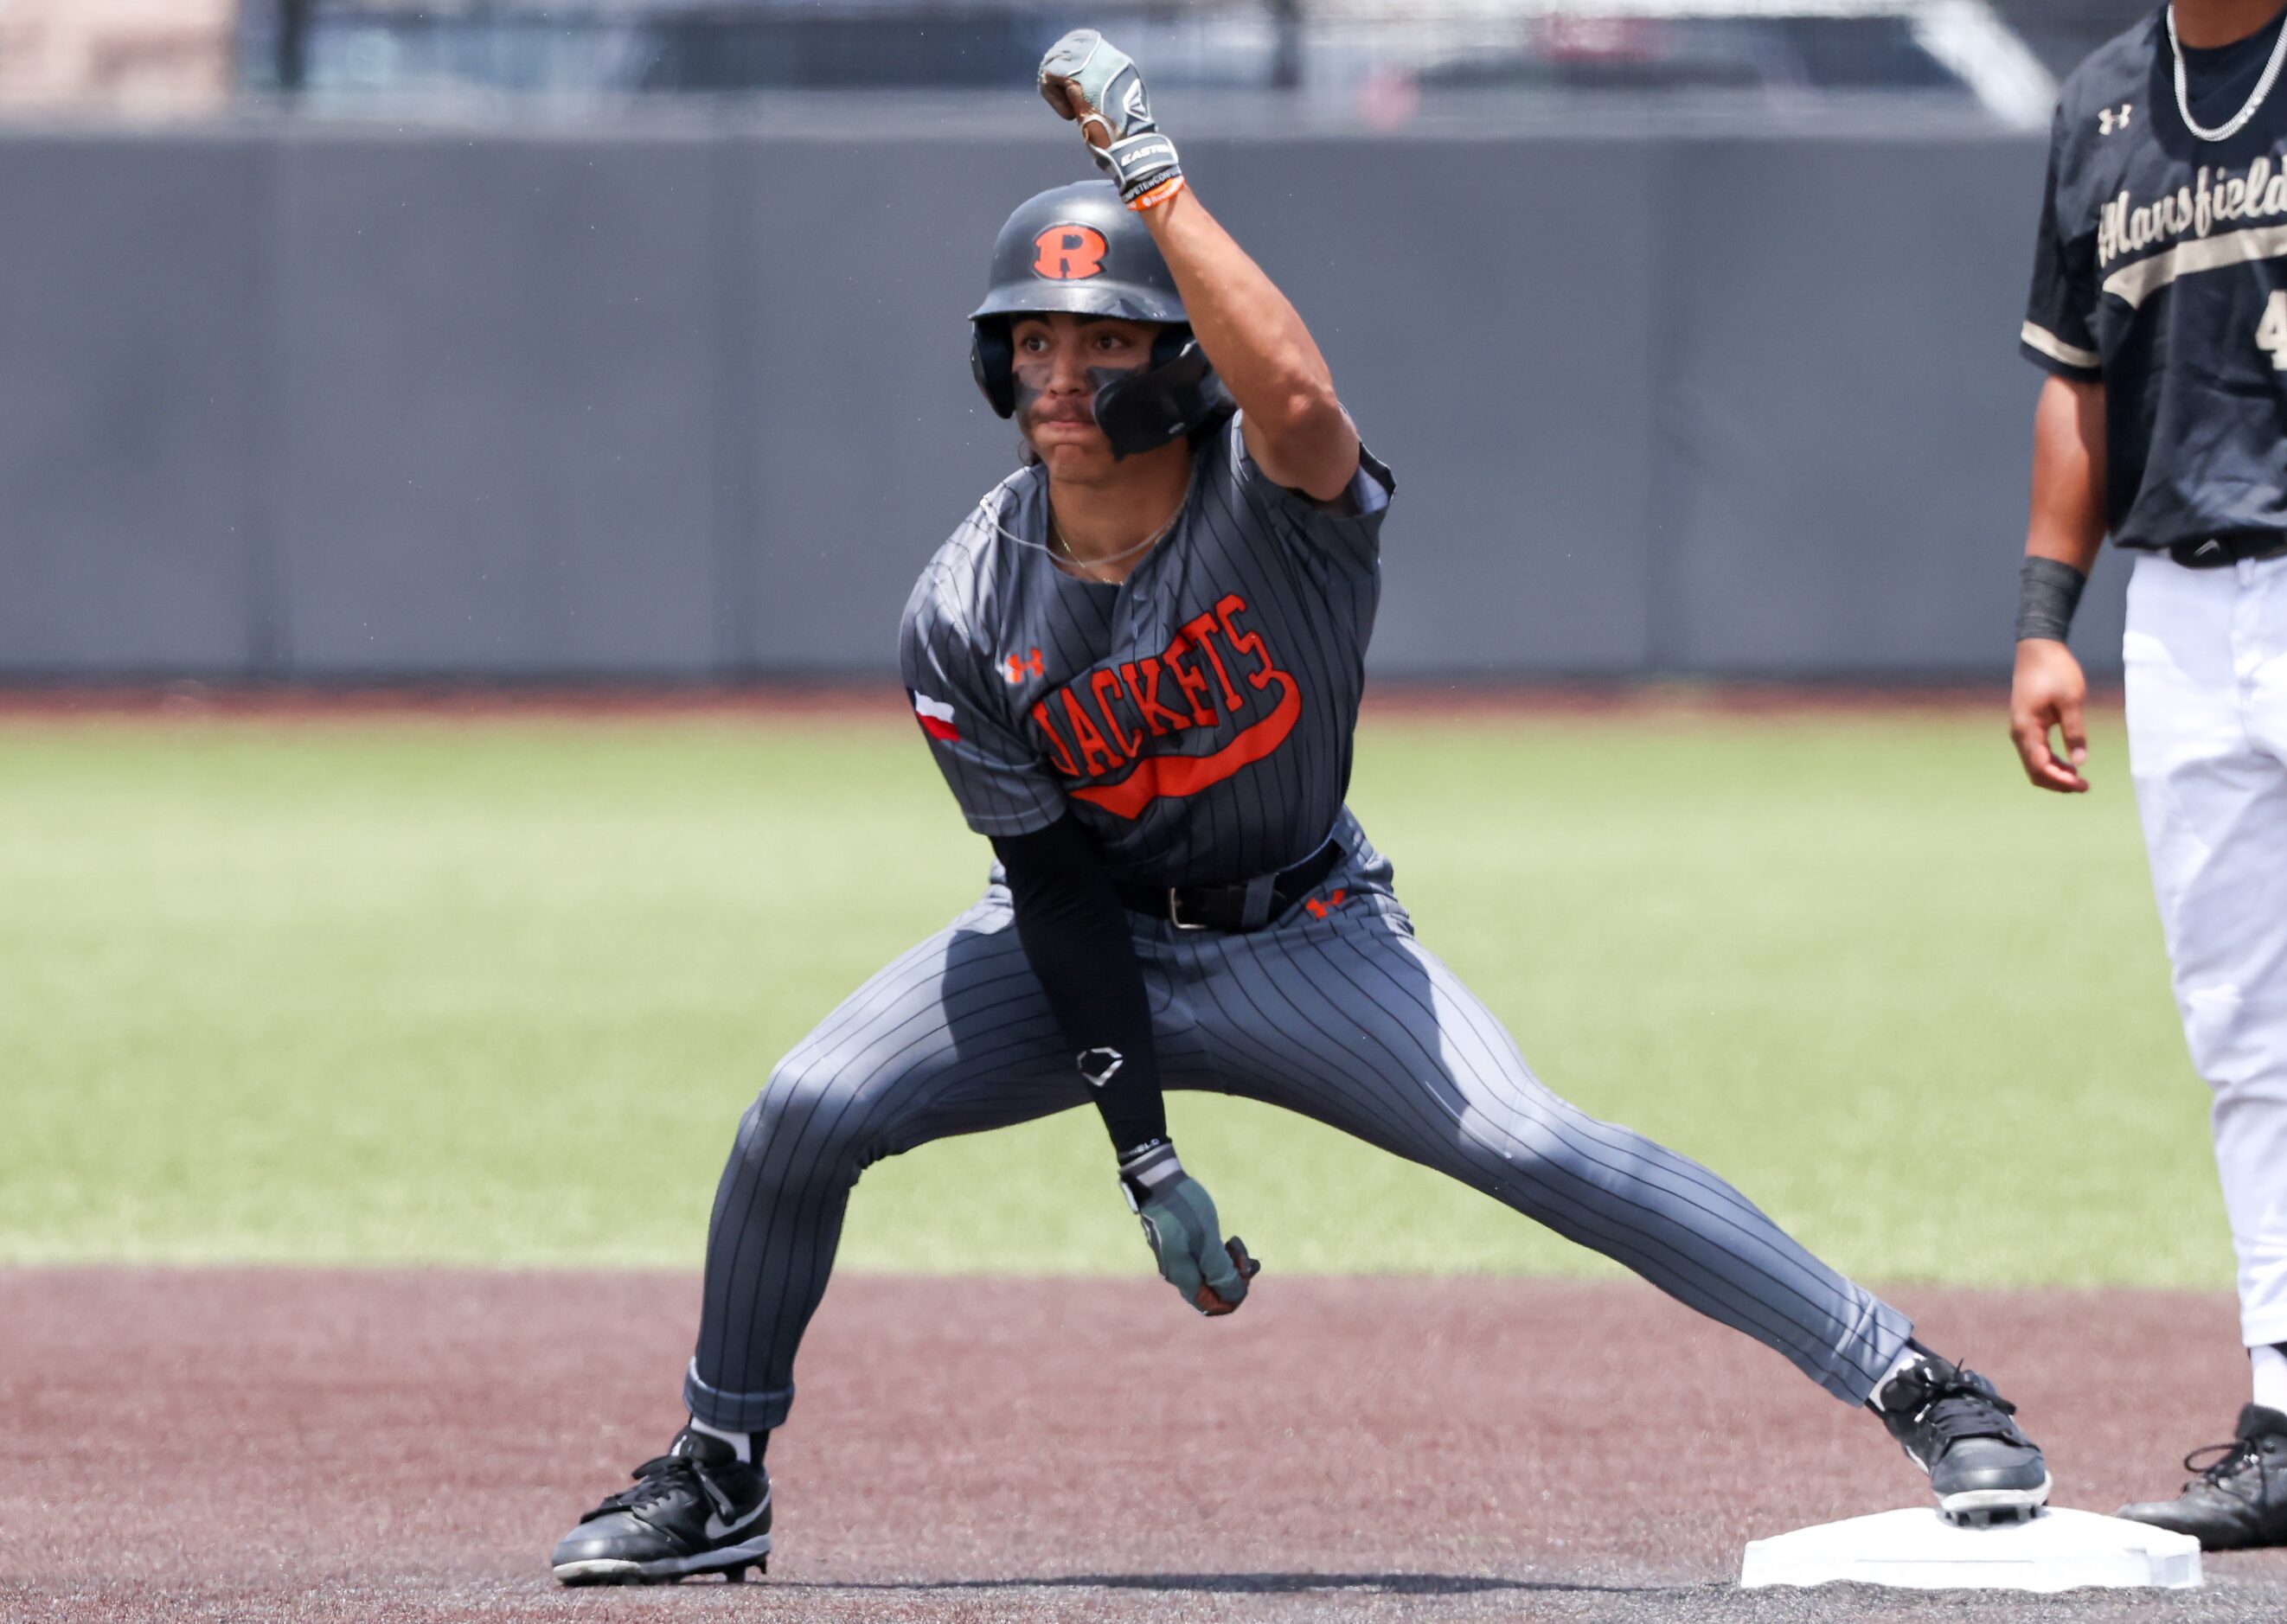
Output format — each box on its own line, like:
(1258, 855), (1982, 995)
(548, 31), (2048, 1585)
(2014, 0), (2287, 1552)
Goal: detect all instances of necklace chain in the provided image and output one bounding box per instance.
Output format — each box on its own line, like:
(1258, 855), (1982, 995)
(2168, 4), (2287, 144)
(967, 470), (1182, 582)
(1047, 505), (1178, 582)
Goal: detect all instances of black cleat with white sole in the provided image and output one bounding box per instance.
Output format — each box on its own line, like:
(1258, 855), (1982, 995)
(1871, 1346), (2052, 1526)
(552, 1427), (772, 1585)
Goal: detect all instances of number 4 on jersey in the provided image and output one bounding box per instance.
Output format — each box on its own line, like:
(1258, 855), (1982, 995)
(2260, 291), (2287, 370)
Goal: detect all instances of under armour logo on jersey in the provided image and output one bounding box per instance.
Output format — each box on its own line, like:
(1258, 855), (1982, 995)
(1003, 648), (1044, 685)
(1303, 888), (1349, 920)
(2099, 103), (2133, 135)
(1077, 1046), (1124, 1087)
(1033, 224), (1108, 280)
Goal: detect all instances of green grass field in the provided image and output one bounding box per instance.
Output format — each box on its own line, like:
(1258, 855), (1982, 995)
(0, 706), (2226, 1288)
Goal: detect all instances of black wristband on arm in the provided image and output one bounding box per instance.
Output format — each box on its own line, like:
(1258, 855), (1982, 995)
(2016, 556), (2089, 644)
(991, 815), (1169, 1158)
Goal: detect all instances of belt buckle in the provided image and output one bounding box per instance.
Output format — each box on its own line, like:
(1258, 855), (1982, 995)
(1167, 888), (1208, 932)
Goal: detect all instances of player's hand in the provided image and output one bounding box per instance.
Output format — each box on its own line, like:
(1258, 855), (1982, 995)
(1118, 1141), (1260, 1315)
(1037, 30), (1184, 208)
(2009, 637), (2091, 794)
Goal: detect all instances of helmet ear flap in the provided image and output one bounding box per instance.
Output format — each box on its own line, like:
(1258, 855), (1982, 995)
(1149, 323), (1192, 371)
(1094, 336), (1233, 460)
(971, 319), (1015, 419)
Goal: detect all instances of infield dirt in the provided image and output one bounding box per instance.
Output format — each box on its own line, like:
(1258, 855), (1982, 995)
(4, 1269), (2282, 1623)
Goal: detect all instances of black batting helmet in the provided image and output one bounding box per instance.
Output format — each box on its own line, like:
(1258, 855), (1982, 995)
(969, 180), (1232, 459)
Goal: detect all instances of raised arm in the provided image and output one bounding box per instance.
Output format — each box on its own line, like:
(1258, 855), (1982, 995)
(2009, 374), (2108, 794)
(1037, 30), (1361, 502)
(1138, 192), (1361, 502)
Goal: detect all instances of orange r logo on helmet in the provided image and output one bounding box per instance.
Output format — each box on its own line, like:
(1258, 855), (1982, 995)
(1033, 224), (1108, 280)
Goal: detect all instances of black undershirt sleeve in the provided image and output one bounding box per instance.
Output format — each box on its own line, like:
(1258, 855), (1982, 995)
(990, 814), (1168, 1159)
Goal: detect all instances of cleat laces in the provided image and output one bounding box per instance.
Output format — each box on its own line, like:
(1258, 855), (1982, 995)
(1919, 1380), (2021, 1445)
(1893, 1365), (2024, 1447)
(586, 1455), (705, 1520)
(2180, 1435), (2273, 1504)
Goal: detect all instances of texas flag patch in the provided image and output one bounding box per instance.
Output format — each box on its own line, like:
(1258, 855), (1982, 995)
(909, 690), (960, 743)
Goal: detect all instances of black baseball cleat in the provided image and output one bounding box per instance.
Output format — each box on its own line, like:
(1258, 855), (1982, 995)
(1871, 1347), (2052, 1525)
(2117, 1404), (2287, 1550)
(551, 1427), (772, 1585)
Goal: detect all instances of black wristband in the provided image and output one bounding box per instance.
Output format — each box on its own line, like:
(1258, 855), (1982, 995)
(1097, 131), (1182, 204)
(1117, 1138), (1182, 1209)
(2015, 556), (2088, 643)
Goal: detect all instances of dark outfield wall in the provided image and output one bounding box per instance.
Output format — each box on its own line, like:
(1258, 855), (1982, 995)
(0, 120), (2123, 681)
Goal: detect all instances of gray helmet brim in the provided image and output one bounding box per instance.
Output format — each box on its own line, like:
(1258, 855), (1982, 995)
(969, 280), (1188, 326)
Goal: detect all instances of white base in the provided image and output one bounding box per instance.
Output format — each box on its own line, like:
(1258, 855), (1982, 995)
(1739, 1507), (2201, 1592)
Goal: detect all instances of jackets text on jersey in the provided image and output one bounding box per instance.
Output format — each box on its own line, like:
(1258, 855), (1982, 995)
(1025, 591), (1299, 820)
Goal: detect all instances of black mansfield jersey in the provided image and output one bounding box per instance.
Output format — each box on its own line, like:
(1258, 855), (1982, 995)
(899, 414), (1395, 890)
(2023, 6), (2287, 548)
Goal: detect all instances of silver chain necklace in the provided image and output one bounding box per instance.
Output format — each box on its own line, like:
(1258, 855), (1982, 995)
(971, 471), (1180, 581)
(964, 462), (1188, 580)
(2168, 4), (2287, 144)
(1047, 505), (1176, 582)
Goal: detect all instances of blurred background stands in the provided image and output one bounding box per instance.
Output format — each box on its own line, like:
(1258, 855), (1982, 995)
(161, 2), (2190, 124)
(1989, 0), (2157, 78)
(0, 3), (2179, 121)
(0, 0), (236, 114)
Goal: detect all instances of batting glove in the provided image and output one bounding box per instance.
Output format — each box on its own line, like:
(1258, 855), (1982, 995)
(1038, 30), (1186, 210)
(1118, 1140), (1259, 1315)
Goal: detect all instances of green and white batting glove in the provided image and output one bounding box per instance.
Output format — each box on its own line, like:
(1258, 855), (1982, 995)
(1118, 1140), (1259, 1316)
(1037, 30), (1186, 210)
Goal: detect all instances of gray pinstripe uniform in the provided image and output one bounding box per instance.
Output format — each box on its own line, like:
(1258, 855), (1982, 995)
(684, 418), (1912, 1431)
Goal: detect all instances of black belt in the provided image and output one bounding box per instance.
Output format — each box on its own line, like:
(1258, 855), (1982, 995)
(1118, 839), (1345, 934)
(2165, 534), (2287, 569)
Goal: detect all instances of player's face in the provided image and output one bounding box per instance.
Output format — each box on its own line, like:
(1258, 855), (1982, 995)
(1010, 313), (1156, 476)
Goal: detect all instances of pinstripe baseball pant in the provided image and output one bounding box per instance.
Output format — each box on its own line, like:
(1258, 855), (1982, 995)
(684, 830), (1912, 1431)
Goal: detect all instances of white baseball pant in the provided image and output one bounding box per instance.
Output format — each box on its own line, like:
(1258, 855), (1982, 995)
(2125, 551), (2287, 1347)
